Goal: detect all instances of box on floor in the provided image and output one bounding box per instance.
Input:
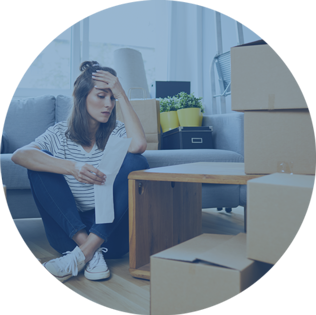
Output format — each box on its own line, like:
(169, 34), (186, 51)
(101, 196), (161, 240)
(116, 98), (161, 150)
(150, 233), (272, 315)
(268, 267), (316, 315)
(247, 173), (314, 265)
(0, 252), (42, 315)
(244, 110), (316, 175)
(0, 184), (10, 268)
(231, 41), (307, 111)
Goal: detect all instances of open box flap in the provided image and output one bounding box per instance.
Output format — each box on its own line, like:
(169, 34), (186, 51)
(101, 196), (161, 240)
(152, 234), (234, 262)
(268, 267), (316, 283)
(197, 233), (253, 271)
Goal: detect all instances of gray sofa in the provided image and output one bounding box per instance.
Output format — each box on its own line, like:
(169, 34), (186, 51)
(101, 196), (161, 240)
(1, 95), (246, 219)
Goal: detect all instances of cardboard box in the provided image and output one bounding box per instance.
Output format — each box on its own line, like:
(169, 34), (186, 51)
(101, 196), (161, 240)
(231, 42), (307, 111)
(150, 233), (272, 315)
(0, 252), (42, 315)
(244, 110), (316, 175)
(247, 173), (314, 265)
(0, 184), (10, 268)
(268, 267), (316, 315)
(116, 98), (161, 150)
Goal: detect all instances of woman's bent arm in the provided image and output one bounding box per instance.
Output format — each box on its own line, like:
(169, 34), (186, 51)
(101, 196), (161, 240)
(11, 145), (106, 185)
(116, 93), (147, 154)
(92, 70), (147, 154)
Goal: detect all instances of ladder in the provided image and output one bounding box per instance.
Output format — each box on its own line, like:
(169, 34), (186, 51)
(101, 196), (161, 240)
(210, 11), (245, 114)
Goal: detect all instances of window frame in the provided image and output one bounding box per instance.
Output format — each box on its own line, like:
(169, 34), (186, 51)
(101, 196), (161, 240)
(0, 0), (83, 98)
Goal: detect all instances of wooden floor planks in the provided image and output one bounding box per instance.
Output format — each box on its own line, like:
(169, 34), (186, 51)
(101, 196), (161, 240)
(14, 206), (245, 314)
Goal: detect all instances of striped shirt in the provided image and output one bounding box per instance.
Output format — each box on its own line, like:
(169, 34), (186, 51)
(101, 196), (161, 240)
(32, 120), (127, 212)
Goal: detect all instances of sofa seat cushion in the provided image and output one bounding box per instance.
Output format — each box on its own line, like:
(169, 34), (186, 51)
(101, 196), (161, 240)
(3, 95), (56, 153)
(1, 154), (30, 189)
(142, 149), (244, 169)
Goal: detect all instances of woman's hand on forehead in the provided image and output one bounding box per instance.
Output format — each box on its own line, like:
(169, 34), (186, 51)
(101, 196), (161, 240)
(92, 70), (125, 99)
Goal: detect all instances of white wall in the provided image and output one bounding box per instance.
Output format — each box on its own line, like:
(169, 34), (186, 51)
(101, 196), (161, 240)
(203, 0), (316, 113)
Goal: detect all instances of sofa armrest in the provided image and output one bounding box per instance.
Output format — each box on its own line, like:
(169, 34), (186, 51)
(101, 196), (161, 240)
(202, 112), (244, 157)
(1, 131), (9, 154)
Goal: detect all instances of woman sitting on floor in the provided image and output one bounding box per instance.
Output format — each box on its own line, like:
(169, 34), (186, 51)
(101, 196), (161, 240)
(11, 61), (149, 282)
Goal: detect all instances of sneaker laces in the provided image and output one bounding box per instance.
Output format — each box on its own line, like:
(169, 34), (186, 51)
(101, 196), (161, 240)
(52, 250), (81, 276)
(88, 247), (108, 269)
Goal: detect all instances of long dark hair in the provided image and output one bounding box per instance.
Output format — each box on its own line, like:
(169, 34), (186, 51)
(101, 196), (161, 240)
(66, 61), (117, 150)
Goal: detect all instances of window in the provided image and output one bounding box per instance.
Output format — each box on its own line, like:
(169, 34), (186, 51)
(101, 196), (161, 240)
(14, 1), (169, 99)
(0, 0), (71, 96)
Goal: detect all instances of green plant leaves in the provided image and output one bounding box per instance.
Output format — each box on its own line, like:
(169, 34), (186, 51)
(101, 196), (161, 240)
(159, 92), (204, 113)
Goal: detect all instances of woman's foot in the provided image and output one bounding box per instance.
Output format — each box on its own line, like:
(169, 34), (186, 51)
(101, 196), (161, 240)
(43, 246), (86, 282)
(84, 247), (110, 281)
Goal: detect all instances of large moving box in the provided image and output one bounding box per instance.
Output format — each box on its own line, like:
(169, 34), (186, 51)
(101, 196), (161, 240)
(0, 184), (10, 268)
(116, 99), (161, 150)
(150, 233), (272, 315)
(268, 267), (316, 315)
(0, 252), (42, 315)
(247, 173), (314, 265)
(244, 110), (316, 175)
(231, 41), (307, 111)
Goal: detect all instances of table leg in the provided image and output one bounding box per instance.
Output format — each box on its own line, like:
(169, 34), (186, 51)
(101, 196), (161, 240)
(129, 179), (202, 280)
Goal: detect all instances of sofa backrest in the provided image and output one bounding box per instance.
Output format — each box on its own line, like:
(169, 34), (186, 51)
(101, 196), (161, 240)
(3, 95), (56, 153)
(55, 95), (73, 123)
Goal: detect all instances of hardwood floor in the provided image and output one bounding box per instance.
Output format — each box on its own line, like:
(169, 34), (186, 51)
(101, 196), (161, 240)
(14, 206), (245, 314)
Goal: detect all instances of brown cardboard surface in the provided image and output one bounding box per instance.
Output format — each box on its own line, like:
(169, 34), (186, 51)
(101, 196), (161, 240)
(153, 234), (234, 262)
(150, 233), (272, 315)
(116, 98), (160, 134)
(116, 99), (161, 150)
(268, 267), (316, 315)
(0, 252), (42, 315)
(198, 234), (253, 271)
(231, 44), (307, 111)
(244, 110), (316, 175)
(0, 184), (10, 268)
(146, 142), (161, 150)
(247, 173), (314, 264)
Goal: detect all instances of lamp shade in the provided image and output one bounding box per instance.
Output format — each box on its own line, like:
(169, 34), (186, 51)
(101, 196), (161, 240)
(113, 48), (150, 99)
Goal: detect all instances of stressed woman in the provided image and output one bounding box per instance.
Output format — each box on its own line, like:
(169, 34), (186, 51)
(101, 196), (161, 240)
(11, 61), (149, 282)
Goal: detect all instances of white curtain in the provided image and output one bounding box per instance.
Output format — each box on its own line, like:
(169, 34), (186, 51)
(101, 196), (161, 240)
(167, 1), (204, 99)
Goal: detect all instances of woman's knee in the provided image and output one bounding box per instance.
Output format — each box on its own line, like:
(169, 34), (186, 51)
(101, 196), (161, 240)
(122, 153), (149, 172)
(27, 150), (54, 179)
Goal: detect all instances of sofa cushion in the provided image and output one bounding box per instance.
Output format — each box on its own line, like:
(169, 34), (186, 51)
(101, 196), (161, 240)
(0, 153), (30, 189)
(142, 149), (244, 169)
(3, 95), (56, 153)
(56, 95), (73, 123)
(1, 131), (9, 153)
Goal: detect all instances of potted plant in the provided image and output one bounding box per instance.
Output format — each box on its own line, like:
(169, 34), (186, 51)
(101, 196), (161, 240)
(159, 96), (180, 132)
(176, 92), (204, 127)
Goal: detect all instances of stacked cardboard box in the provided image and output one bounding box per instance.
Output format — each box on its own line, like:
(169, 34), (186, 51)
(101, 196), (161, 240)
(0, 185), (42, 315)
(246, 173), (314, 264)
(116, 99), (161, 150)
(231, 41), (316, 175)
(150, 233), (272, 315)
(231, 41), (316, 264)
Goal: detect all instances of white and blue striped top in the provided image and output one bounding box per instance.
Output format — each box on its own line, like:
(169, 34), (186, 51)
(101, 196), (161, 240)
(32, 120), (127, 212)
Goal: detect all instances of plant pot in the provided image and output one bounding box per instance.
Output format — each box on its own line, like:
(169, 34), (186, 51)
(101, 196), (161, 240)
(177, 108), (201, 127)
(160, 111), (179, 133)
(199, 112), (203, 126)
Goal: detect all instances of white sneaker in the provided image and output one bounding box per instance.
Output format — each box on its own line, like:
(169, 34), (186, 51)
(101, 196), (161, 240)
(43, 246), (86, 282)
(84, 247), (110, 281)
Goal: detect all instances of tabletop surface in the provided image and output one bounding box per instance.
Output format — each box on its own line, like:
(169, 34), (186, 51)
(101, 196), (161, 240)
(128, 162), (262, 185)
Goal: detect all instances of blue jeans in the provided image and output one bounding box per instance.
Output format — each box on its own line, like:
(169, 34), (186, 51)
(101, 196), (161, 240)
(27, 151), (149, 259)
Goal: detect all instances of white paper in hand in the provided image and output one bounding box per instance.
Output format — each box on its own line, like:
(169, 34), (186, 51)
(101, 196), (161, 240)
(94, 135), (132, 224)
